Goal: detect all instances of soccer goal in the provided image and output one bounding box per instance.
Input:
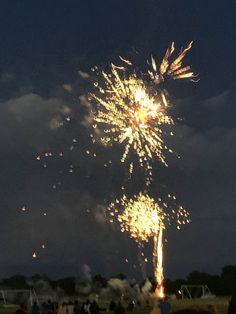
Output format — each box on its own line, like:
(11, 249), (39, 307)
(180, 285), (215, 299)
(0, 289), (38, 306)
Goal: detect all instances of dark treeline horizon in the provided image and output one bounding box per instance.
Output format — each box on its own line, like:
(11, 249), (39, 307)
(1, 264), (236, 297)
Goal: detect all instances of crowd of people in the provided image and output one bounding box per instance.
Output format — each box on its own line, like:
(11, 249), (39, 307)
(15, 299), (102, 314)
(14, 295), (236, 314)
(14, 298), (170, 314)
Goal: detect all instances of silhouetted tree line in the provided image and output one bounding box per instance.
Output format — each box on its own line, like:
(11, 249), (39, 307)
(0, 265), (235, 296)
(165, 265), (236, 296)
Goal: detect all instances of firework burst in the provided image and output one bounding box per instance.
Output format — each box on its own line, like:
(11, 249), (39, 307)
(108, 192), (190, 297)
(90, 42), (194, 178)
(148, 41), (194, 83)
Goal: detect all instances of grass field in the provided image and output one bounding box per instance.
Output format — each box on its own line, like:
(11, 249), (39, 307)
(0, 306), (17, 314)
(0, 297), (230, 314)
(170, 297), (230, 314)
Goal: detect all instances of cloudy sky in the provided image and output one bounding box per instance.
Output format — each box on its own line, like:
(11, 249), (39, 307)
(0, 0), (235, 280)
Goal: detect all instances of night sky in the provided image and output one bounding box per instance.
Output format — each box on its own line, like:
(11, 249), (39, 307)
(0, 0), (235, 280)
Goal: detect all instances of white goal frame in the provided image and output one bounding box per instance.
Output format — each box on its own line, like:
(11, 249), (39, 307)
(181, 285), (214, 299)
(0, 289), (38, 306)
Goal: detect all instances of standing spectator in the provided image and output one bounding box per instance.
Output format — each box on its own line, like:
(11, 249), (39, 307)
(84, 300), (91, 314)
(67, 301), (74, 314)
(74, 300), (80, 314)
(109, 301), (116, 312)
(58, 302), (68, 314)
(127, 301), (134, 312)
(227, 296), (236, 314)
(47, 299), (54, 314)
(31, 301), (40, 314)
(159, 297), (171, 314)
(91, 301), (99, 314)
(114, 302), (126, 314)
(42, 302), (48, 314)
(54, 302), (59, 314)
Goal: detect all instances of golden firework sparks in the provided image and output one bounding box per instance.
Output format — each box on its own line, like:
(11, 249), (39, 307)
(149, 41), (195, 83)
(91, 67), (173, 173)
(90, 42), (194, 179)
(114, 193), (164, 242)
(108, 193), (190, 297)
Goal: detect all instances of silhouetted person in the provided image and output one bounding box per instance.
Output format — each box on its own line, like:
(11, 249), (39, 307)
(109, 301), (116, 312)
(228, 295), (236, 314)
(47, 299), (54, 314)
(42, 302), (48, 314)
(159, 297), (171, 314)
(15, 303), (27, 314)
(32, 301), (40, 314)
(127, 301), (134, 312)
(54, 302), (59, 313)
(67, 301), (74, 314)
(58, 302), (68, 314)
(114, 302), (126, 314)
(91, 301), (99, 314)
(84, 300), (91, 314)
(74, 300), (80, 314)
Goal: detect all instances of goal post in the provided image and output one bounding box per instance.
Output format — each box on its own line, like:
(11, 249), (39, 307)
(181, 285), (215, 299)
(0, 289), (38, 306)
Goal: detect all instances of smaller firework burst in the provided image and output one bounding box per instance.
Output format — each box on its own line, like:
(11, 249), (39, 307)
(109, 193), (190, 241)
(148, 41), (195, 83)
(108, 192), (190, 297)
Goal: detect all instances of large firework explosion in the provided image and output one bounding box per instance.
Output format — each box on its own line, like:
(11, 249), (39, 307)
(90, 42), (195, 180)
